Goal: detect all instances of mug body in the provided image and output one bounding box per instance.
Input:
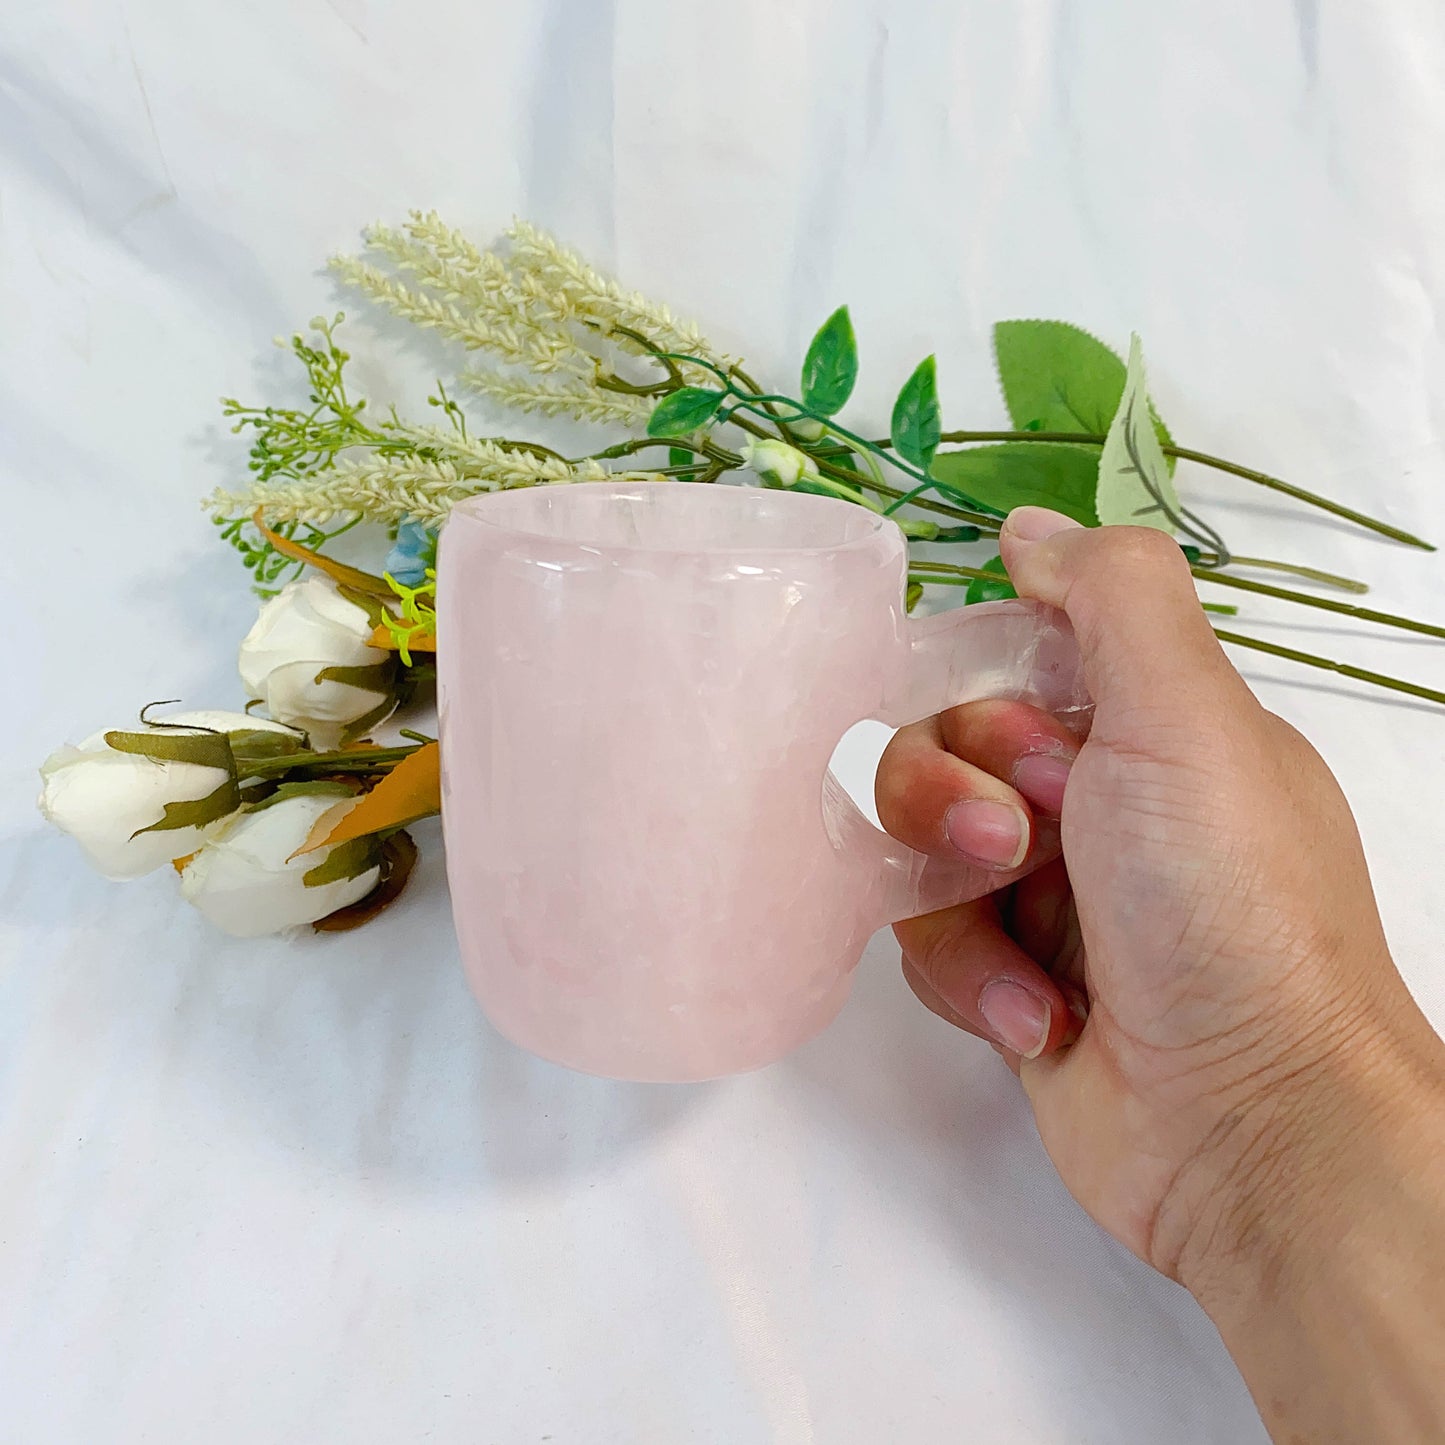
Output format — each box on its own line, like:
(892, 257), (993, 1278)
(436, 482), (905, 1080)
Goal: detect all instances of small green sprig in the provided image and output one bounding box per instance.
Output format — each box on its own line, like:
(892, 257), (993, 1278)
(217, 314), (394, 592)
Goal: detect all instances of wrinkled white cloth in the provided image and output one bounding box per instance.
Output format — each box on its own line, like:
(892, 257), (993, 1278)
(4, 3), (1445, 1442)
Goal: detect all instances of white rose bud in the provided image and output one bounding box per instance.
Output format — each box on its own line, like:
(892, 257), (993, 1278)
(239, 576), (396, 747)
(740, 437), (820, 489)
(37, 711), (295, 881)
(179, 792), (381, 938)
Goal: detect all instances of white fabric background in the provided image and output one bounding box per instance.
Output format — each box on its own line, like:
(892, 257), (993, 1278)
(5, 2), (1445, 1441)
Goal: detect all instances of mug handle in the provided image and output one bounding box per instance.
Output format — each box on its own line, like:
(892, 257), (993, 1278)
(835, 598), (1092, 927)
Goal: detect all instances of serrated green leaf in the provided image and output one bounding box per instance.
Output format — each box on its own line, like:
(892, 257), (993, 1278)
(646, 387), (724, 438)
(993, 319), (1174, 468)
(929, 443), (1100, 526)
(890, 355), (941, 471)
(964, 555), (1019, 606)
(800, 306), (858, 416)
(1096, 334), (1180, 534)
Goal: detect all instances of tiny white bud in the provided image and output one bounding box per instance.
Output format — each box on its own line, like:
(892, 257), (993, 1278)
(739, 438), (820, 489)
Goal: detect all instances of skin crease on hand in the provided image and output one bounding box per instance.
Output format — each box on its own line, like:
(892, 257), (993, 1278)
(879, 506), (1445, 1444)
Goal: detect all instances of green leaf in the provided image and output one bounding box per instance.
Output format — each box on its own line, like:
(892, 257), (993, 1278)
(339, 694), (400, 747)
(929, 443), (1101, 526)
(646, 387), (725, 438)
(993, 319), (1174, 467)
(1095, 334), (1181, 533)
(130, 777), (241, 837)
(336, 584), (394, 630)
(800, 306), (858, 416)
(105, 729), (235, 771)
(890, 355), (941, 471)
(303, 835), (382, 888)
(964, 555), (1019, 606)
(312, 830), (419, 932)
(248, 780), (358, 812)
(313, 661), (397, 692)
(668, 446), (694, 471)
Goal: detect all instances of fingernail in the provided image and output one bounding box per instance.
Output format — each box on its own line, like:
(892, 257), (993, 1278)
(979, 980), (1051, 1058)
(944, 799), (1029, 869)
(1003, 506), (1084, 544)
(1013, 752), (1073, 816)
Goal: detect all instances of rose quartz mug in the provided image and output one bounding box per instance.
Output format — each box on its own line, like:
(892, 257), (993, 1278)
(437, 482), (1088, 1082)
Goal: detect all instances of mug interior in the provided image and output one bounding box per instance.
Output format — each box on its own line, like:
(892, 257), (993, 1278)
(450, 481), (889, 554)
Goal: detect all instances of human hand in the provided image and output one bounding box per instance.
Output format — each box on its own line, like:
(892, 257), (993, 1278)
(879, 508), (1445, 1306)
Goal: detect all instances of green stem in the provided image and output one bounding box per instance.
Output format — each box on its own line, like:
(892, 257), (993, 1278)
(739, 394), (944, 490)
(1192, 568), (1445, 638)
(721, 405), (774, 440)
(1212, 555), (1369, 594)
(240, 743), (425, 780)
(1170, 444), (1432, 551)
(731, 364), (803, 446)
(595, 371), (672, 397)
(817, 460), (1000, 529)
(822, 420), (885, 487)
(1214, 629), (1445, 707)
(709, 378), (1000, 526)
(911, 576), (1240, 622)
(932, 430), (1434, 551)
(908, 561), (1001, 582)
(583, 436), (741, 467)
(801, 474), (884, 512)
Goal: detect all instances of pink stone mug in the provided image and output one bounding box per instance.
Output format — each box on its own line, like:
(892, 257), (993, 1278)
(437, 482), (1088, 1081)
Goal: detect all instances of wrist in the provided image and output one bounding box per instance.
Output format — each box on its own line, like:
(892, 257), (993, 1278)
(1180, 1009), (1445, 1441)
(1180, 1012), (1445, 1307)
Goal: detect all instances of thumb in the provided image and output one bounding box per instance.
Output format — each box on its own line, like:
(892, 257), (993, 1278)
(999, 507), (1248, 717)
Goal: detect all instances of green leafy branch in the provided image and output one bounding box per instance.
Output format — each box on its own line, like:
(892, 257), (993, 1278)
(631, 307), (1443, 706)
(222, 216), (1442, 710)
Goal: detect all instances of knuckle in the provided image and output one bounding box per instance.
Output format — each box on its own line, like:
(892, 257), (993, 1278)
(1094, 525), (1188, 577)
(1063, 526), (1192, 619)
(911, 916), (969, 999)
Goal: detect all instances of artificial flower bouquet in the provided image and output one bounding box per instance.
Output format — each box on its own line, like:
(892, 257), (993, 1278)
(40, 214), (1445, 936)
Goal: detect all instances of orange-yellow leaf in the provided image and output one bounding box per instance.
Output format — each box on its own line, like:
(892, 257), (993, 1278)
(251, 510), (396, 597)
(294, 742), (440, 856)
(171, 852), (197, 874)
(369, 625), (437, 652)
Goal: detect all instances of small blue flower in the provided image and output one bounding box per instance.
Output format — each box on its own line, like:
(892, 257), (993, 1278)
(385, 518), (438, 587)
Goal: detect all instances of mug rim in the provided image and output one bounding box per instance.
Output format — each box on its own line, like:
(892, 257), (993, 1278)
(445, 480), (898, 558)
